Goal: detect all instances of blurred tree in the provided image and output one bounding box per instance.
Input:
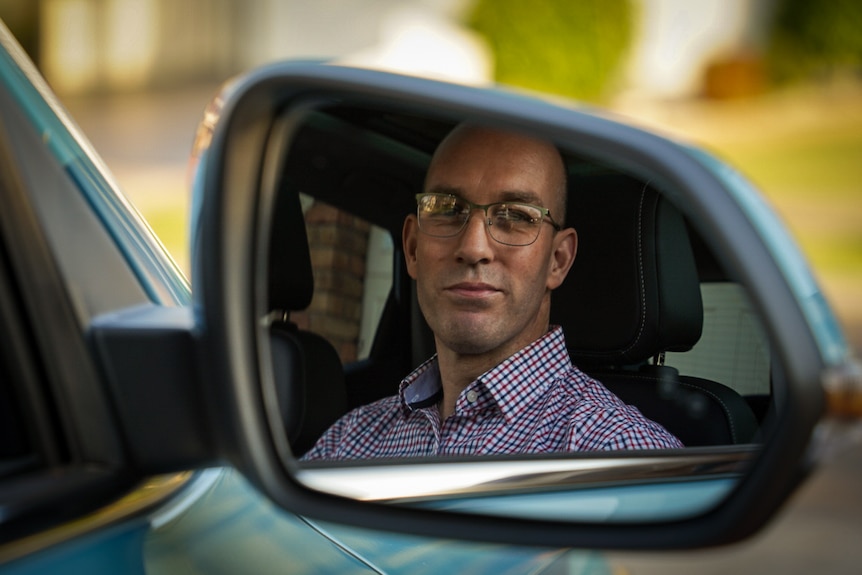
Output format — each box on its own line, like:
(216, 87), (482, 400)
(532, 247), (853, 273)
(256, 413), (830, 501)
(466, 0), (633, 103)
(767, 0), (862, 83)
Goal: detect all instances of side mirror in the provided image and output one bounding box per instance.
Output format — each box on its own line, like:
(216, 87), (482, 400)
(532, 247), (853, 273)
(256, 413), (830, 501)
(189, 63), (858, 549)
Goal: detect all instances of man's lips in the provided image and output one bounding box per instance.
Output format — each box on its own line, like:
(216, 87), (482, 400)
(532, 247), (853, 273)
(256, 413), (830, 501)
(445, 282), (501, 298)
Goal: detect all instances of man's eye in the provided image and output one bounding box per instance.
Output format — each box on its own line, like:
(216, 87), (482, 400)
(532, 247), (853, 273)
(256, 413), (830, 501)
(428, 206), (456, 217)
(494, 205), (536, 223)
(439, 202), (468, 217)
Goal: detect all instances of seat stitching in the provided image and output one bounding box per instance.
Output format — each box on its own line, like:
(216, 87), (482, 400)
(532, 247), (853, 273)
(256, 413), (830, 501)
(620, 186), (648, 357)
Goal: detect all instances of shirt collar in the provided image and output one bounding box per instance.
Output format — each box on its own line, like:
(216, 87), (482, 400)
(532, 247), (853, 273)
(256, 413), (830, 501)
(480, 326), (572, 423)
(398, 326), (573, 422)
(399, 357), (442, 416)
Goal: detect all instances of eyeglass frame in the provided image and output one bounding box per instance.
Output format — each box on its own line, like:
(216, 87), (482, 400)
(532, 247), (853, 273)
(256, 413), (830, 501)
(414, 192), (562, 246)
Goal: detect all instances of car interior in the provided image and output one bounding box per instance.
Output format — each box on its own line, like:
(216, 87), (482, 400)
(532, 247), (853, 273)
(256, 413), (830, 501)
(264, 104), (770, 458)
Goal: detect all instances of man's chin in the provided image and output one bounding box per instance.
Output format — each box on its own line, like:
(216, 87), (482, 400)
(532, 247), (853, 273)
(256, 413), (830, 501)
(446, 340), (497, 356)
(437, 323), (503, 356)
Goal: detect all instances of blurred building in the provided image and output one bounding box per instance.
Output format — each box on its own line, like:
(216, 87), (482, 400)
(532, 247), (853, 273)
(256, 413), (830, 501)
(1, 0), (773, 99)
(625, 0), (776, 100)
(0, 0), (480, 94)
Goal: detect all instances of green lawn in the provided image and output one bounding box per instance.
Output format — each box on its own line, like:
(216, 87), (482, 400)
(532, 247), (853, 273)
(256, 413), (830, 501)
(145, 205), (189, 273)
(712, 121), (862, 274)
(722, 128), (862, 199)
(699, 99), (862, 346)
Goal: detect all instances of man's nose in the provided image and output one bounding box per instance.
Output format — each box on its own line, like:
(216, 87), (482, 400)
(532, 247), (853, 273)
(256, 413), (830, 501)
(454, 209), (494, 263)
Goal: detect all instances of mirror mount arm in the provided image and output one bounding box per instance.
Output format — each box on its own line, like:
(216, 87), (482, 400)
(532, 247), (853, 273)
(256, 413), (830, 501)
(823, 355), (862, 419)
(88, 304), (217, 473)
(808, 356), (862, 464)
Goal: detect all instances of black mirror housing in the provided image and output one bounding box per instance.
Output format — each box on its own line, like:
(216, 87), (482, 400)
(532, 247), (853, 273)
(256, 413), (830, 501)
(187, 62), (841, 550)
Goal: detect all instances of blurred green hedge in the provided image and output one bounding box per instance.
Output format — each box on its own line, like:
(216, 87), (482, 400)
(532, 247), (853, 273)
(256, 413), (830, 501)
(466, 0), (634, 103)
(768, 0), (862, 83)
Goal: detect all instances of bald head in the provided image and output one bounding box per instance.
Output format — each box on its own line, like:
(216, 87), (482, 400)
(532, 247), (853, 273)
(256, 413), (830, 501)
(426, 124), (568, 224)
(406, 122), (578, 371)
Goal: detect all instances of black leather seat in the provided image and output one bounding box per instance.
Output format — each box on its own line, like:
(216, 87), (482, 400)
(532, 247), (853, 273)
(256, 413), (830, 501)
(550, 173), (759, 446)
(267, 188), (347, 457)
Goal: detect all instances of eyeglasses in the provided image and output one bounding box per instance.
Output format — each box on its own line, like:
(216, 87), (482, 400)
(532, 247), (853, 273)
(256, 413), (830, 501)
(415, 193), (561, 246)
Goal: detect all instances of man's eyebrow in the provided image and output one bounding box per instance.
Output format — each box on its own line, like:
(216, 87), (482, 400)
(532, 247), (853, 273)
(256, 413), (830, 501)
(425, 184), (463, 196)
(424, 186), (544, 206)
(497, 190), (544, 205)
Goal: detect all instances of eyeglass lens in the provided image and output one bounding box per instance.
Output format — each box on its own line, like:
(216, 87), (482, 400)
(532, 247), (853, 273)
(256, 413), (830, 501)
(417, 194), (545, 246)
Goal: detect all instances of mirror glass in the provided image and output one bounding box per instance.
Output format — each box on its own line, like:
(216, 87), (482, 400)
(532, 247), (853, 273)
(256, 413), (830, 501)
(258, 101), (776, 523)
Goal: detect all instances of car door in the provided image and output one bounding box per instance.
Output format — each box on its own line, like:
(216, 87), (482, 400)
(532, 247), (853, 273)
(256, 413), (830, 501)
(0, 25), (186, 571)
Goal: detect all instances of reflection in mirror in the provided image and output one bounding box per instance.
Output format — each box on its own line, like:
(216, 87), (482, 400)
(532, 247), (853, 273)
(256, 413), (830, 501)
(296, 451), (755, 522)
(260, 103), (774, 522)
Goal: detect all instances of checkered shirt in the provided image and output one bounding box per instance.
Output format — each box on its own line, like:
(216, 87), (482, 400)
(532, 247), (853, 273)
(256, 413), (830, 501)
(302, 326), (683, 460)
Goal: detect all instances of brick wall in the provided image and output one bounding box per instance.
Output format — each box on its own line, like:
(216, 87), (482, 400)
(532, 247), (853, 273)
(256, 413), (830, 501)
(292, 201), (369, 363)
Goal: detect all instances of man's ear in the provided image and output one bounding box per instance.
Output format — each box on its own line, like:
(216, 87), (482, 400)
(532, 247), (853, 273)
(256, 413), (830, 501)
(403, 214), (420, 280)
(547, 227), (577, 291)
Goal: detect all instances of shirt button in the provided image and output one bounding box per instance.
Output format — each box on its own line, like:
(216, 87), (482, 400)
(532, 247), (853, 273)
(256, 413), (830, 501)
(466, 390), (478, 403)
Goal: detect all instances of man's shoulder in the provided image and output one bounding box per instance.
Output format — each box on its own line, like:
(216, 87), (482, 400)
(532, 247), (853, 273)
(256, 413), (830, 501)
(301, 394), (405, 460)
(555, 371), (684, 449)
(553, 365), (622, 406)
(346, 393), (403, 419)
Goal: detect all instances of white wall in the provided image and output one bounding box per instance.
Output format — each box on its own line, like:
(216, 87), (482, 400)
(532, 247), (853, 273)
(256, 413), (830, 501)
(624, 0), (775, 99)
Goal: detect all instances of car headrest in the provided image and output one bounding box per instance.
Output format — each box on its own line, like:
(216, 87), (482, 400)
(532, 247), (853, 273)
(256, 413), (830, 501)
(268, 187), (314, 313)
(549, 173), (703, 367)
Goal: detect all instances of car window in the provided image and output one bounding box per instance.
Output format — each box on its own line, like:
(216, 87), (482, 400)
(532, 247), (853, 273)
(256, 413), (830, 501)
(666, 282), (771, 398)
(298, 194), (393, 363)
(268, 103), (773, 457)
(0, 285), (40, 481)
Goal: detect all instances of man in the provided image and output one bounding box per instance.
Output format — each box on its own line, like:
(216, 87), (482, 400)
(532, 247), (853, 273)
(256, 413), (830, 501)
(302, 124), (682, 460)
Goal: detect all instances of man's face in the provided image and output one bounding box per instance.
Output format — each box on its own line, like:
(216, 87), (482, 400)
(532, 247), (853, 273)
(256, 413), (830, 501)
(403, 126), (577, 361)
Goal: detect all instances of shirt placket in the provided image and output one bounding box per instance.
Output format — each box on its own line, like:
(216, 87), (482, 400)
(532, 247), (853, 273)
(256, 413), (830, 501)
(438, 383), (486, 454)
(417, 406), (443, 455)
